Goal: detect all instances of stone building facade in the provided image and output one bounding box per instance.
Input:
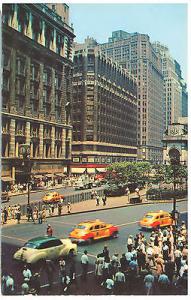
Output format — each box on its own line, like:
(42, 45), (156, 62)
(1, 3), (75, 187)
(100, 31), (164, 163)
(71, 37), (138, 170)
(153, 42), (182, 128)
(163, 117), (188, 166)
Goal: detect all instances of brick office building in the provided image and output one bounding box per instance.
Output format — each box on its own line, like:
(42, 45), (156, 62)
(71, 37), (138, 173)
(1, 3), (75, 188)
(100, 31), (164, 163)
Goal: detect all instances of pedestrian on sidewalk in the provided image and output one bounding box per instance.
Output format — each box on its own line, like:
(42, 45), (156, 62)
(59, 257), (66, 277)
(38, 210), (43, 224)
(27, 204), (34, 222)
(91, 191), (94, 199)
(42, 206), (46, 222)
(114, 268), (126, 295)
(22, 265), (32, 283)
(58, 202), (62, 216)
(135, 187), (140, 200)
(48, 204), (52, 216)
(67, 202), (71, 213)
(126, 187), (130, 203)
(44, 259), (55, 291)
(8, 205), (12, 220)
(102, 195), (107, 206)
(4, 273), (15, 295)
(96, 195), (100, 206)
(81, 250), (89, 280)
(15, 207), (21, 224)
(46, 224), (53, 237)
(3, 207), (8, 224)
(102, 275), (114, 295)
(51, 203), (55, 214)
(29, 272), (41, 295)
(21, 278), (29, 295)
(144, 271), (155, 295)
(33, 206), (38, 224)
(61, 273), (71, 294)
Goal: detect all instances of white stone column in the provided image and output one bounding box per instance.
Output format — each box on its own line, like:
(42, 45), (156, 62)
(39, 123), (44, 158)
(61, 128), (66, 159)
(9, 119), (16, 157)
(25, 121), (30, 145)
(51, 126), (55, 158)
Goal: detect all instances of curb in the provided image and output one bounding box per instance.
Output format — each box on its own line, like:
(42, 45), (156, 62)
(8, 185), (70, 198)
(3, 198), (187, 227)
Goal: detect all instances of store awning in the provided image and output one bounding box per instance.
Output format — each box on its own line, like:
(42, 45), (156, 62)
(96, 168), (106, 172)
(87, 168), (96, 174)
(45, 173), (54, 178)
(71, 168), (86, 174)
(1, 176), (14, 182)
(55, 173), (66, 177)
(33, 175), (43, 179)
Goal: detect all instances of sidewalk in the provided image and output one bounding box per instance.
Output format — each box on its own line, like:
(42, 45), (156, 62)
(7, 183), (69, 197)
(2, 188), (187, 227)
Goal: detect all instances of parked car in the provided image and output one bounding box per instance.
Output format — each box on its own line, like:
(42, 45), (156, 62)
(139, 210), (173, 230)
(1, 191), (10, 203)
(104, 183), (127, 196)
(13, 236), (77, 264)
(69, 219), (119, 244)
(42, 192), (64, 204)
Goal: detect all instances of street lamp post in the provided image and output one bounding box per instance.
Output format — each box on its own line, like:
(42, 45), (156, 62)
(19, 144), (32, 205)
(169, 148), (180, 227)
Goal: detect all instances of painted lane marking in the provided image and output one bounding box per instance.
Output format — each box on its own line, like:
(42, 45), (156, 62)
(1, 235), (27, 242)
(117, 221), (139, 227)
(2, 210), (187, 245)
(50, 220), (76, 226)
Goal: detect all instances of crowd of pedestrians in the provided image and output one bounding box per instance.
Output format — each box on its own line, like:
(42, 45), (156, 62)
(1, 221), (188, 295)
(85, 222), (188, 295)
(1, 201), (75, 225)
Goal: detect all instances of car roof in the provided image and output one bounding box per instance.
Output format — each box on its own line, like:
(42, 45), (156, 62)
(78, 219), (107, 226)
(146, 210), (170, 215)
(26, 236), (59, 244)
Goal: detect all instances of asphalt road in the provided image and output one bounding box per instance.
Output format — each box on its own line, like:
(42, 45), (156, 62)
(4, 186), (103, 207)
(1, 200), (187, 295)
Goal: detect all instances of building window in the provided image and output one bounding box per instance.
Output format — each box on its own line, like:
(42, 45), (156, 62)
(16, 56), (25, 75)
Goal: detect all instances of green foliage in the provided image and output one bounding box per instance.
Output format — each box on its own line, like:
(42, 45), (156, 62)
(153, 164), (187, 185)
(107, 162), (187, 189)
(107, 161), (152, 184)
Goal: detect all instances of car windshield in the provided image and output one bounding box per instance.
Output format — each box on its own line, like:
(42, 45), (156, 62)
(45, 193), (52, 197)
(145, 215), (154, 219)
(23, 242), (38, 249)
(76, 225), (87, 230)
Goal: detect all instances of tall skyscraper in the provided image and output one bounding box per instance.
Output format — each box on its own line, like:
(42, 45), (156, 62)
(100, 31), (164, 163)
(174, 60), (188, 117)
(1, 3), (75, 188)
(71, 37), (138, 172)
(153, 42), (182, 127)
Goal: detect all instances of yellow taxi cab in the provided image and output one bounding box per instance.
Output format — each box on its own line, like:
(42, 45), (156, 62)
(139, 210), (173, 230)
(42, 192), (64, 204)
(69, 219), (119, 244)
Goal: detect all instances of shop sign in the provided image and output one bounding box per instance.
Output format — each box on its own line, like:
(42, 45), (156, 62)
(73, 157), (80, 163)
(87, 157), (94, 163)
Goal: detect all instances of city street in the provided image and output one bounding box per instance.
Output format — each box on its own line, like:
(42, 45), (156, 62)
(2, 200), (187, 295)
(3, 186), (103, 207)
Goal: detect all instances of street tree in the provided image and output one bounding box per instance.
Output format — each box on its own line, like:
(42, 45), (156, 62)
(107, 161), (152, 185)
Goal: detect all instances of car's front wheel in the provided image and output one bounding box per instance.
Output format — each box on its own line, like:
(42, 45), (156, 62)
(111, 231), (118, 238)
(87, 237), (94, 244)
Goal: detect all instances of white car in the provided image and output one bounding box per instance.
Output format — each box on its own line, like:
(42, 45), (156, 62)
(13, 236), (77, 264)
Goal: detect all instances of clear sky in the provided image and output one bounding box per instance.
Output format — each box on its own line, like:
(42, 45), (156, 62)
(68, 2), (188, 81)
